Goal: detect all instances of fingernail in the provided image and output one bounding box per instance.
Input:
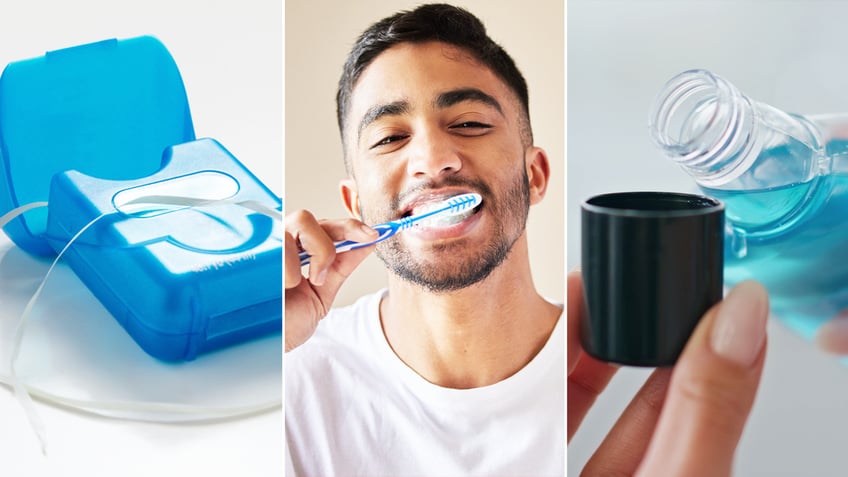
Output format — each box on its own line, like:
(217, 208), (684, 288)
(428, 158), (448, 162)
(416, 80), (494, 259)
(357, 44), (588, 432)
(710, 281), (769, 367)
(360, 224), (377, 236)
(315, 268), (329, 286)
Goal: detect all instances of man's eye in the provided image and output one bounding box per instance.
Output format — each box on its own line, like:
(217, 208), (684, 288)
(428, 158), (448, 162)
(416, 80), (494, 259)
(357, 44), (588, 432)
(371, 134), (409, 149)
(450, 121), (492, 130)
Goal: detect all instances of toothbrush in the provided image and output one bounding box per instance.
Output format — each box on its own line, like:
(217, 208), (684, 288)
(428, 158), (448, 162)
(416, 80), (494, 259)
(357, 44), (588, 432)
(299, 193), (482, 266)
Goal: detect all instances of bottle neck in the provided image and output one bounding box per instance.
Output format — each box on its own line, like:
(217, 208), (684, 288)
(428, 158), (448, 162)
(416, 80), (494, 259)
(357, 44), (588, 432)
(650, 69), (758, 188)
(651, 69), (834, 238)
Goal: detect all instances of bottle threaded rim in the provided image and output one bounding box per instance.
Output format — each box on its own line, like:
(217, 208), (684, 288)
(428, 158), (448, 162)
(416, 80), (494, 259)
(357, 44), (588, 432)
(650, 69), (755, 186)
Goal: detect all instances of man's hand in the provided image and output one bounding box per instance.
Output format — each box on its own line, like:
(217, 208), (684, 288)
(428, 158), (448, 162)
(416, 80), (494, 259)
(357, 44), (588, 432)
(568, 270), (769, 476)
(284, 210), (378, 352)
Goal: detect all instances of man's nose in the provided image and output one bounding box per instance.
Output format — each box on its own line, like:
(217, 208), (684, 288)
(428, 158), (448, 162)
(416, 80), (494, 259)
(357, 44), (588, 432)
(405, 130), (462, 179)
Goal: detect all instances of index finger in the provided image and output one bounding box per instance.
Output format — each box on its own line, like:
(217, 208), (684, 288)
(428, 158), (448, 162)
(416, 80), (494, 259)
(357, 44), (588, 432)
(285, 210), (377, 286)
(285, 230), (304, 289)
(567, 270), (584, 373)
(286, 209), (337, 286)
(567, 270), (619, 442)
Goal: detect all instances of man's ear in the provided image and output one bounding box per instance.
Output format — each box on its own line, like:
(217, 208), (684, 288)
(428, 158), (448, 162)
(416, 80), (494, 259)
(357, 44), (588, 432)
(525, 146), (551, 205)
(339, 178), (362, 219)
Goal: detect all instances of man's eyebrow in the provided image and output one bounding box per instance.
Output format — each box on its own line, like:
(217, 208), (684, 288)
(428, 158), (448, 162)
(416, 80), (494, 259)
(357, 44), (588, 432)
(357, 100), (410, 143)
(435, 88), (504, 116)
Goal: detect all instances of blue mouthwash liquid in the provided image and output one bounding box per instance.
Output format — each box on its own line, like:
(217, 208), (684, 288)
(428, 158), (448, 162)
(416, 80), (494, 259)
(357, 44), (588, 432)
(704, 140), (848, 339)
(649, 69), (848, 342)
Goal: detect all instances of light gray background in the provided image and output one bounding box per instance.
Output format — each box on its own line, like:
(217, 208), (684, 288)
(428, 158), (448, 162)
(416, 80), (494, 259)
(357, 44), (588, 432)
(568, 1), (848, 475)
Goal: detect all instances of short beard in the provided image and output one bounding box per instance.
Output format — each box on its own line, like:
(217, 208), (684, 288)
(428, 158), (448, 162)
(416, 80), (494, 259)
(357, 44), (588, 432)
(375, 169), (531, 293)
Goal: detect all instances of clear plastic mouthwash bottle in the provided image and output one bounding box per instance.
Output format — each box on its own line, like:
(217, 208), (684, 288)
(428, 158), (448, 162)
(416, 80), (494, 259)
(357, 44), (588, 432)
(650, 69), (848, 339)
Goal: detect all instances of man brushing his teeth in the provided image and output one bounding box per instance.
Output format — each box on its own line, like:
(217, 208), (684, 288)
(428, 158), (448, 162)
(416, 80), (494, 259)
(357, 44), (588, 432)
(284, 4), (562, 476)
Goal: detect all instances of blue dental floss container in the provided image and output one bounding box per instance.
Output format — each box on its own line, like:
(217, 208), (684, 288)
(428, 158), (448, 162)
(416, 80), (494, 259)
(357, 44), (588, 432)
(0, 36), (282, 361)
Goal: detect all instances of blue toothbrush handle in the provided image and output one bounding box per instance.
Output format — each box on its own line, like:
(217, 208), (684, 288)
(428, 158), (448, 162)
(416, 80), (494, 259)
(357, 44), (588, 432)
(297, 192), (480, 267)
(299, 223), (397, 266)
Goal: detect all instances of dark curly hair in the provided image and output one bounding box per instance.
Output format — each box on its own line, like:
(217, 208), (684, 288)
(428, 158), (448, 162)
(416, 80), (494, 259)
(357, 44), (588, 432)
(336, 3), (532, 159)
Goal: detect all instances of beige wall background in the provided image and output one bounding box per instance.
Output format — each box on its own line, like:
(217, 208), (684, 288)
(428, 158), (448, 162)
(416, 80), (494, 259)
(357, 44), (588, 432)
(285, 0), (564, 306)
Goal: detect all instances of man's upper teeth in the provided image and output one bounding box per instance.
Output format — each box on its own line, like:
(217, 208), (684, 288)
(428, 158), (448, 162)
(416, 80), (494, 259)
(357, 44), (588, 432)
(419, 208), (472, 227)
(412, 200), (447, 216)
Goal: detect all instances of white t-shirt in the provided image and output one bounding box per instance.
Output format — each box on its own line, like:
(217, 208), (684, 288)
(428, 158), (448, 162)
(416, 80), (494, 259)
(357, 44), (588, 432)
(285, 289), (564, 477)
